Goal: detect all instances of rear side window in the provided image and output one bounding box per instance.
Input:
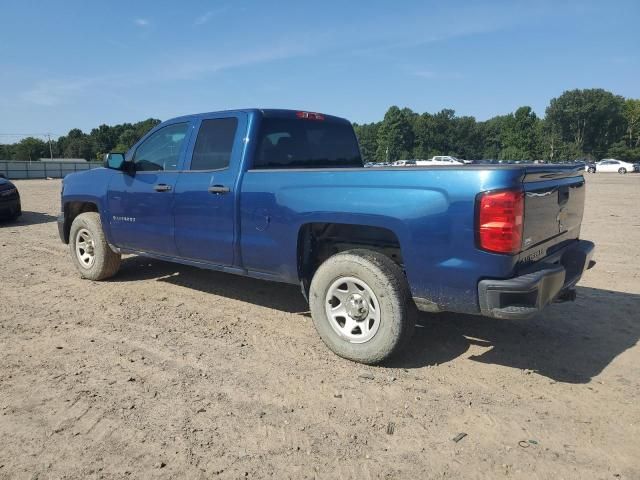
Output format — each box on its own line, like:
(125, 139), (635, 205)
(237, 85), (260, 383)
(253, 118), (362, 169)
(190, 118), (238, 170)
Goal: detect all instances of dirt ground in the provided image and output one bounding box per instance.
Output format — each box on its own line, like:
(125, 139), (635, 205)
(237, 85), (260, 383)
(1, 174), (639, 480)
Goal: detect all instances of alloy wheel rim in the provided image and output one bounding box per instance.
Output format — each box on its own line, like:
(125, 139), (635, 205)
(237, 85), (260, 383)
(75, 228), (96, 269)
(325, 276), (381, 343)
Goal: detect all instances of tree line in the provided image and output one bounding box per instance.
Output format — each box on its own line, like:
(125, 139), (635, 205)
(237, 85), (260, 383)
(0, 118), (161, 162)
(355, 88), (640, 162)
(1, 88), (639, 163)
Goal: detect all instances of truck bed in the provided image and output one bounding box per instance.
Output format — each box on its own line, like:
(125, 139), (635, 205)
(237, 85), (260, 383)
(240, 163), (586, 314)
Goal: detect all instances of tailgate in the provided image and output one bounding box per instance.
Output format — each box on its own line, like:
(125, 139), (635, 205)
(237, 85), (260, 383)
(520, 165), (585, 259)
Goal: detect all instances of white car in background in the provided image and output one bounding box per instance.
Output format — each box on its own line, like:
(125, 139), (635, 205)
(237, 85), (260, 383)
(416, 156), (465, 166)
(392, 160), (417, 166)
(587, 159), (636, 174)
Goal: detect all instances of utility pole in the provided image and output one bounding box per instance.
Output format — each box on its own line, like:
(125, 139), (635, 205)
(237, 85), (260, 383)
(46, 133), (54, 160)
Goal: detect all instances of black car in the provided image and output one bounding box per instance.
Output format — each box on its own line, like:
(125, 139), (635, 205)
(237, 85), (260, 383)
(0, 177), (21, 221)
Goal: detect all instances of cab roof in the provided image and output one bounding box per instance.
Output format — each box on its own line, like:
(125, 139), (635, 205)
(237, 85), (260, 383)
(164, 109), (350, 125)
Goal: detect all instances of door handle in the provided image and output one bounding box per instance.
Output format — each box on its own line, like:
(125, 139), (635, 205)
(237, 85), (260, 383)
(208, 185), (231, 194)
(154, 184), (172, 192)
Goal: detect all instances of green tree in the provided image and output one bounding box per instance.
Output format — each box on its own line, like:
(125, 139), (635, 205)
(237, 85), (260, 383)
(56, 129), (94, 160)
(451, 115), (483, 159)
(606, 141), (640, 161)
(13, 137), (48, 161)
(90, 124), (119, 159)
(411, 113), (433, 159)
(623, 99), (640, 148)
(353, 122), (379, 162)
(375, 106), (415, 162)
(115, 129), (139, 152)
(429, 109), (456, 155)
(479, 114), (509, 159)
(545, 89), (626, 159)
(502, 106), (541, 160)
(133, 118), (161, 140)
(0, 144), (14, 160)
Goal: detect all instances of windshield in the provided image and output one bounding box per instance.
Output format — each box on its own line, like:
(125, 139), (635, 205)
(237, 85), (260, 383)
(254, 117), (362, 169)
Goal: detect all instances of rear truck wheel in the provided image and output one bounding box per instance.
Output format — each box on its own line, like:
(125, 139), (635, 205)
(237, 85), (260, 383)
(618, 167), (627, 174)
(588, 167), (596, 173)
(69, 212), (121, 280)
(309, 249), (415, 364)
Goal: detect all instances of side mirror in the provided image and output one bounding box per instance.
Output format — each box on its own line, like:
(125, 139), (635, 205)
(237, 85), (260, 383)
(105, 152), (126, 170)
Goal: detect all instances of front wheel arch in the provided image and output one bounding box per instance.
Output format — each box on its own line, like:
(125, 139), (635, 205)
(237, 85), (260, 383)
(62, 201), (99, 243)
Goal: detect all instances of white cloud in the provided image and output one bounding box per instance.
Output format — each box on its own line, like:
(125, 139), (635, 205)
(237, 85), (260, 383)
(21, 78), (96, 106)
(194, 7), (228, 26)
(414, 70), (463, 80)
(19, 43), (308, 107)
(134, 18), (149, 27)
(194, 11), (214, 25)
(415, 70), (436, 79)
(158, 44), (309, 81)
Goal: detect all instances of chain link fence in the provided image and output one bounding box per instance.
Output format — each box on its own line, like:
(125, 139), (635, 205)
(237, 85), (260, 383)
(0, 161), (103, 180)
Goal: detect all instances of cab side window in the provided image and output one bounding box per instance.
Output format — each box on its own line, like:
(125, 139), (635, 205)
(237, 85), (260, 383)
(190, 118), (238, 170)
(133, 123), (189, 172)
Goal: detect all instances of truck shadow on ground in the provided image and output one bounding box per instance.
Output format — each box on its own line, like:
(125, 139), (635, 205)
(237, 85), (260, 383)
(0, 211), (57, 227)
(115, 256), (310, 314)
(391, 287), (640, 383)
(115, 257), (639, 384)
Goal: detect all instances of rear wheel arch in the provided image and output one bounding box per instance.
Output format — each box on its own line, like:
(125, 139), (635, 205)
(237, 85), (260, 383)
(296, 222), (404, 298)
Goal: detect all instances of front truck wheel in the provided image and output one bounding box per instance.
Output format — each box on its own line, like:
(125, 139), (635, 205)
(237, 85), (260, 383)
(69, 212), (121, 280)
(309, 249), (415, 364)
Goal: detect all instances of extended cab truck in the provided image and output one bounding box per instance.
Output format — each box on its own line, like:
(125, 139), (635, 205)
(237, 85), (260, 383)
(58, 109), (595, 364)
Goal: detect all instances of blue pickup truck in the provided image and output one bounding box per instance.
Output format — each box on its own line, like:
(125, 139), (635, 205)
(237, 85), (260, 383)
(58, 109), (595, 364)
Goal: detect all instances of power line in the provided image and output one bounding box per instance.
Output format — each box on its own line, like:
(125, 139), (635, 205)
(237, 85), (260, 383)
(0, 133), (63, 137)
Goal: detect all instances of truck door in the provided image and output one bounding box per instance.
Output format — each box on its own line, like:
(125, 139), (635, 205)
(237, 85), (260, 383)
(173, 113), (247, 266)
(106, 121), (192, 255)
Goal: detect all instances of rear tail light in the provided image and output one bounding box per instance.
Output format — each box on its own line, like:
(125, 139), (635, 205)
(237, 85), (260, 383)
(477, 189), (524, 254)
(296, 111), (325, 121)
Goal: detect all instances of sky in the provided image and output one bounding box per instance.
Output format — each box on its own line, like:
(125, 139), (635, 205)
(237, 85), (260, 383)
(1, 0), (639, 140)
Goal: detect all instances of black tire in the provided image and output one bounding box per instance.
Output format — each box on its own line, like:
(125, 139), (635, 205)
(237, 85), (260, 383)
(69, 212), (121, 280)
(309, 249), (415, 364)
(618, 167), (627, 174)
(588, 167), (596, 173)
(11, 202), (22, 220)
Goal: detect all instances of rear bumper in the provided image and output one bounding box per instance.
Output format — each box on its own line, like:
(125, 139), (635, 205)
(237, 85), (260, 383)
(478, 240), (595, 320)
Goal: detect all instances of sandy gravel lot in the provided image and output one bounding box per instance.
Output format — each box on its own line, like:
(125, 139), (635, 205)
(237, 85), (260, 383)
(1, 174), (639, 479)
